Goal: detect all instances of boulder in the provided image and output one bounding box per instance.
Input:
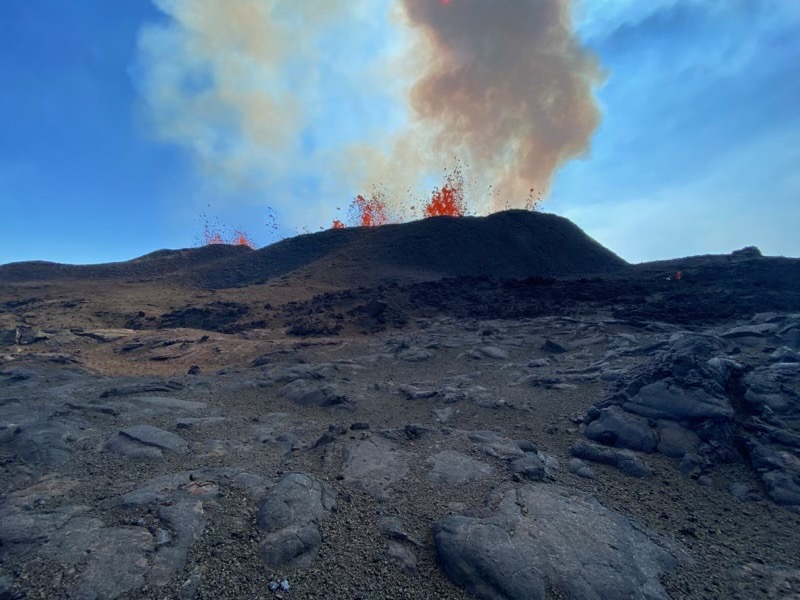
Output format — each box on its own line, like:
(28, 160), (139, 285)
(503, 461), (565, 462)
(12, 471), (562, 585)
(571, 440), (652, 478)
(623, 380), (733, 421)
(257, 473), (336, 568)
(260, 525), (322, 568)
(508, 455), (546, 481)
(750, 445), (800, 506)
(257, 473), (336, 534)
(655, 420), (700, 459)
(541, 340), (567, 353)
(278, 380), (347, 407)
(585, 406), (657, 452)
(568, 458), (596, 479)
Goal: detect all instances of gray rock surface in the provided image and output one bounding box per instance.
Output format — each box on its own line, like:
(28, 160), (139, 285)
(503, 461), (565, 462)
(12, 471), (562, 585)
(585, 406), (657, 452)
(1, 416), (85, 465)
(278, 379), (347, 406)
(257, 473), (336, 568)
(342, 436), (411, 498)
(259, 524), (322, 568)
(624, 380), (734, 421)
(105, 425), (189, 459)
(508, 454), (546, 481)
(468, 431), (527, 460)
(750, 444), (800, 505)
(426, 450), (493, 486)
(434, 485), (678, 600)
(568, 458), (596, 479)
(655, 420), (700, 458)
(397, 347), (434, 362)
(0, 504), (154, 599)
(571, 439), (653, 477)
(378, 516), (423, 547)
(175, 416), (227, 429)
(150, 500), (206, 586)
(582, 324), (800, 504)
(257, 473), (336, 533)
(132, 395), (207, 412)
(386, 540), (418, 572)
(727, 482), (764, 502)
(721, 323), (778, 338)
(473, 346), (509, 360)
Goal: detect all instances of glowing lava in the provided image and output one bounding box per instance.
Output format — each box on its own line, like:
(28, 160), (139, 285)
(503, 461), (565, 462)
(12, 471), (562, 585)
(204, 231), (225, 245)
(202, 223), (257, 248)
(200, 161), (538, 241)
(423, 165), (467, 217)
(231, 229), (257, 249)
(350, 191), (389, 227)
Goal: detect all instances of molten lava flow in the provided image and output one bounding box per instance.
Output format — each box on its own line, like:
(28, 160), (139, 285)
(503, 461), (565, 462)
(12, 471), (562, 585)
(423, 166), (466, 217)
(331, 219), (345, 229)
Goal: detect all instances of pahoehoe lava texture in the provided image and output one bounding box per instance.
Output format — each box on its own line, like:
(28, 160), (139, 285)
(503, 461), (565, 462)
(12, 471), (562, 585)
(1, 211), (799, 600)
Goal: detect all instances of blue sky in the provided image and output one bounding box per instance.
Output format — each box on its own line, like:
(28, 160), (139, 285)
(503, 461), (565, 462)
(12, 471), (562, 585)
(1, 0), (798, 265)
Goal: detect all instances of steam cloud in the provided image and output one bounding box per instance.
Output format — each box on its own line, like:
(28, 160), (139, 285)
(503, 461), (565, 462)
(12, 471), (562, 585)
(135, 0), (603, 221)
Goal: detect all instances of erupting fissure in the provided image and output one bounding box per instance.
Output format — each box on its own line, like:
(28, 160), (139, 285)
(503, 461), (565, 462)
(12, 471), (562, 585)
(422, 166), (466, 218)
(200, 164), (539, 248)
(199, 210), (258, 249)
(330, 164), (470, 230)
(203, 227), (257, 249)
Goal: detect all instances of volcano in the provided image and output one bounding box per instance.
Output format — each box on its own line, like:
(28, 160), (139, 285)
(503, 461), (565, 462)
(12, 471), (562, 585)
(0, 210), (626, 289)
(1, 210), (800, 600)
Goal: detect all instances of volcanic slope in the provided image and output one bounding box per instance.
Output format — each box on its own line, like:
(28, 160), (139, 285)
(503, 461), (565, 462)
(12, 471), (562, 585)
(0, 210), (627, 290)
(195, 210), (628, 289)
(0, 244), (251, 284)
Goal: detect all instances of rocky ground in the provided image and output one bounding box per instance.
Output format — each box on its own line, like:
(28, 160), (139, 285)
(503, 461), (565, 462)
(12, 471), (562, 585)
(1, 241), (800, 599)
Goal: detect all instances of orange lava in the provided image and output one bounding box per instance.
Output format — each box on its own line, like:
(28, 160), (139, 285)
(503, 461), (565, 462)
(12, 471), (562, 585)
(204, 231), (225, 245)
(201, 221), (257, 249)
(200, 161), (542, 241)
(350, 191), (389, 227)
(231, 229), (257, 249)
(423, 166), (467, 217)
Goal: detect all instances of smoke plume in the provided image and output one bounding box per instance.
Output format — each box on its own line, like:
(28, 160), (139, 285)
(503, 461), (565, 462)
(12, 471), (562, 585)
(397, 0), (604, 208)
(135, 0), (603, 222)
